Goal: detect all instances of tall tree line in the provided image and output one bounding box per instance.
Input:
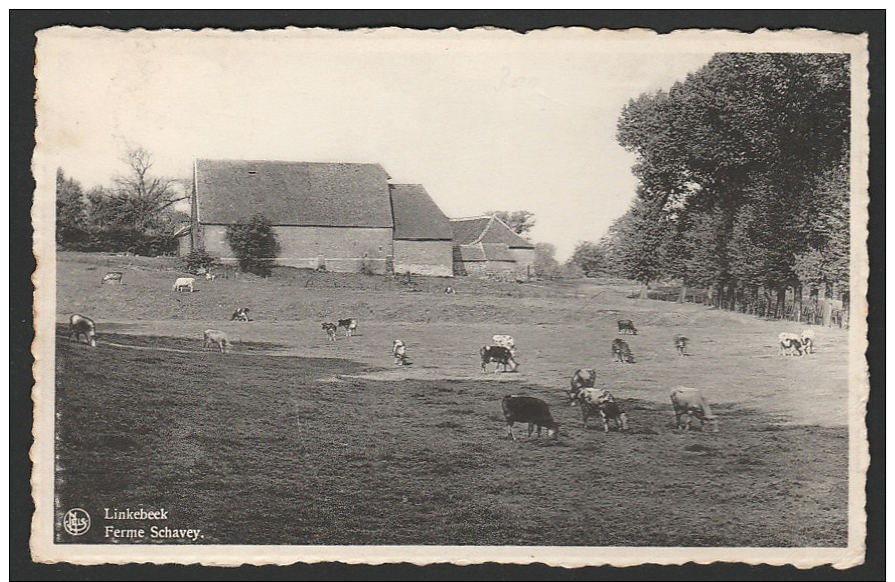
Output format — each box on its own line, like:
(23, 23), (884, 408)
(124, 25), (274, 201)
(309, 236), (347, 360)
(590, 53), (850, 320)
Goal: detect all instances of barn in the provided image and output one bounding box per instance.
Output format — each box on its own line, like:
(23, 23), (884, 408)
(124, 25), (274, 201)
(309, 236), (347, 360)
(185, 159), (454, 276)
(450, 215), (536, 278)
(389, 184), (454, 277)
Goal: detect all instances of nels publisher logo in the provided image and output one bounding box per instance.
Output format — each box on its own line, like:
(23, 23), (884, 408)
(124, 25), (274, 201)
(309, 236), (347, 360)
(62, 508), (91, 536)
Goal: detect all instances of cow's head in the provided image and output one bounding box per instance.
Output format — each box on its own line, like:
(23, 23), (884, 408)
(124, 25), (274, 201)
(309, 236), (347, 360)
(703, 416), (720, 433)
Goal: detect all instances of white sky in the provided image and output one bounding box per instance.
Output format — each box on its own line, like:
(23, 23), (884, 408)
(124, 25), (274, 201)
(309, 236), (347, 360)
(36, 27), (715, 260)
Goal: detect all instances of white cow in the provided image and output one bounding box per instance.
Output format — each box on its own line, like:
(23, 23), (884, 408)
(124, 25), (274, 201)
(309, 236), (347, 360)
(800, 329), (816, 354)
(173, 277), (195, 293)
(670, 387), (719, 433)
(203, 329), (229, 353)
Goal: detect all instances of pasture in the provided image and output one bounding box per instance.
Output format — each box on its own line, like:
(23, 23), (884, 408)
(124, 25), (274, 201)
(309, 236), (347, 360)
(54, 252), (849, 546)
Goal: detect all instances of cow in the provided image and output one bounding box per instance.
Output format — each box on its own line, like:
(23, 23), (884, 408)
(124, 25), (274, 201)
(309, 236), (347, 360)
(230, 308), (251, 322)
(501, 395), (559, 440)
(611, 338), (635, 363)
(101, 271), (123, 285)
(617, 319), (638, 335)
(68, 314), (97, 347)
(173, 277), (195, 293)
(203, 329), (229, 353)
(321, 322), (337, 341)
(573, 388), (629, 433)
(444, 286), (456, 295)
(670, 387), (719, 432)
(800, 329), (816, 354)
(480, 345), (518, 373)
(674, 334), (689, 356)
(393, 340), (408, 365)
(568, 368), (596, 402)
(338, 318), (358, 337)
(491, 334), (516, 355)
(205, 271), (217, 281)
(778, 332), (804, 356)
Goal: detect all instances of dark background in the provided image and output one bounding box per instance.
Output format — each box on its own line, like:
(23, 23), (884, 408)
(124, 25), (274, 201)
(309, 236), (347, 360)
(10, 10), (884, 581)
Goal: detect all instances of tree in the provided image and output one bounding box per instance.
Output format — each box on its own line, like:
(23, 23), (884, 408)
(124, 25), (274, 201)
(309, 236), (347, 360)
(485, 210), (536, 235)
(568, 240), (611, 277)
(225, 214), (280, 276)
(111, 147), (186, 232)
(56, 169), (89, 247)
(533, 242), (561, 279)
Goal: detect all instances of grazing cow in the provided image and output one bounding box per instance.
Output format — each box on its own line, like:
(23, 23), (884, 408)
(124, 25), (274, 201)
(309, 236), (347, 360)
(173, 277), (195, 293)
(203, 329), (229, 353)
(491, 334), (516, 355)
(778, 332), (804, 356)
(338, 318), (358, 337)
(674, 334), (689, 356)
(568, 368), (596, 401)
(480, 345), (518, 373)
(393, 340), (408, 365)
(205, 272), (217, 281)
(501, 395), (559, 440)
(670, 387), (719, 432)
(444, 286), (456, 295)
(230, 308), (251, 322)
(611, 338), (635, 363)
(68, 314), (97, 347)
(800, 329), (816, 354)
(101, 271), (123, 285)
(321, 322), (337, 341)
(617, 319), (638, 335)
(573, 388), (629, 433)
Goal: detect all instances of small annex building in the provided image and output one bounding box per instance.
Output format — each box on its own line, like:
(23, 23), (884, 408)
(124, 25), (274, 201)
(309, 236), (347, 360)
(450, 215), (536, 278)
(182, 159), (454, 276)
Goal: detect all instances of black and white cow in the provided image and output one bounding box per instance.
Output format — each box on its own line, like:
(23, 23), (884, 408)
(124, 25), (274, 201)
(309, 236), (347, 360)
(611, 338), (635, 363)
(674, 334), (689, 356)
(321, 322), (338, 341)
(338, 318), (358, 337)
(230, 308), (251, 322)
(501, 395), (559, 440)
(617, 319), (638, 335)
(480, 345), (518, 373)
(393, 340), (408, 365)
(800, 329), (816, 354)
(778, 332), (804, 356)
(567, 368), (596, 402)
(69, 314), (97, 347)
(573, 387), (629, 433)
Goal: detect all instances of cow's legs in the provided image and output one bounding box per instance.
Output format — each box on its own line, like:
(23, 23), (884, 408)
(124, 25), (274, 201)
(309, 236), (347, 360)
(506, 422), (516, 441)
(600, 411), (610, 433)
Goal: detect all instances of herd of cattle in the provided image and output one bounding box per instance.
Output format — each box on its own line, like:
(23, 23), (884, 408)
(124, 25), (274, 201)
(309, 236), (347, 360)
(68, 271), (820, 442)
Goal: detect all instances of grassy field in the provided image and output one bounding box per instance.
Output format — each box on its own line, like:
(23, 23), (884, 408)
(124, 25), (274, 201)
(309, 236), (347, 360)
(54, 252), (850, 546)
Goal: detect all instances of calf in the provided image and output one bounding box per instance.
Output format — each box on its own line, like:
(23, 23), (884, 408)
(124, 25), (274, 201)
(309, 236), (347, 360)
(501, 395), (559, 440)
(670, 387), (719, 432)
(674, 334), (689, 356)
(778, 332), (804, 356)
(321, 322), (337, 341)
(480, 345), (518, 373)
(203, 329), (229, 353)
(393, 340), (408, 365)
(173, 277), (195, 293)
(611, 338), (635, 363)
(68, 314), (97, 347)
(617, 319), (638, 335)
(574, 388), (629, 433)
(568, 368), (596, 402)
(205, 271), (217, 281)
(101, 271), (123, 285)
(491, 334), (516, 355)
(338, 318), (358, 337)
(444, 286), (456, 295)
(230, 308), (251, 322)
(800, 329), (816, 354)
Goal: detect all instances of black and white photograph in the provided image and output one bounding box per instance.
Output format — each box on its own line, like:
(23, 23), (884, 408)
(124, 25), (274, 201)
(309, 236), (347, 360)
(26, 22), (872, 569)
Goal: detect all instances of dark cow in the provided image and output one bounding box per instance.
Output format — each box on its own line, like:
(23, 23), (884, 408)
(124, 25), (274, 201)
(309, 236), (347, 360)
(617, 319), (638, 335)
(501, 395), (559, 440)
(68, 314), (97, 347)
(611, 338), (635, 363)
(674, 334), (689, 356)
(230, 307), (251, 322)
(338, 318), (358, 337)
(567, 368), (596, 401)
(480, 345), (518, 373)
(573, 388), (629, 433)
(321, 322), (338, 341)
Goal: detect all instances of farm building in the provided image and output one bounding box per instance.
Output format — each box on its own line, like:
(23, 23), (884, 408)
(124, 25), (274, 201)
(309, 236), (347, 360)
(182, 159), (454, 276)
(450, 216), (536, 278)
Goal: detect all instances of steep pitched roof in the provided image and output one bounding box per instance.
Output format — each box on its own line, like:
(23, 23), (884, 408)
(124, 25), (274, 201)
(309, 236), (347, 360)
(449, 216), (535, 249)
(194, 159), (393, 227)
(390, 184), (453, 240)
(456, 242), (515, 262)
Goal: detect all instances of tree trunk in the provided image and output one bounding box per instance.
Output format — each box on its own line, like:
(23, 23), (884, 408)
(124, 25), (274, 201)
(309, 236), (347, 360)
(794, 284), (803, 322)
(639, 281), (649, 300)
(822, 282), (833, 327)
(678, 284), (687, 303)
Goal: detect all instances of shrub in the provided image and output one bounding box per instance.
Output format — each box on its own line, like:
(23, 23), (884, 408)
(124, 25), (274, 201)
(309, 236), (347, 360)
(182, 249), (216, 274)
(225, 215), (280, 277)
